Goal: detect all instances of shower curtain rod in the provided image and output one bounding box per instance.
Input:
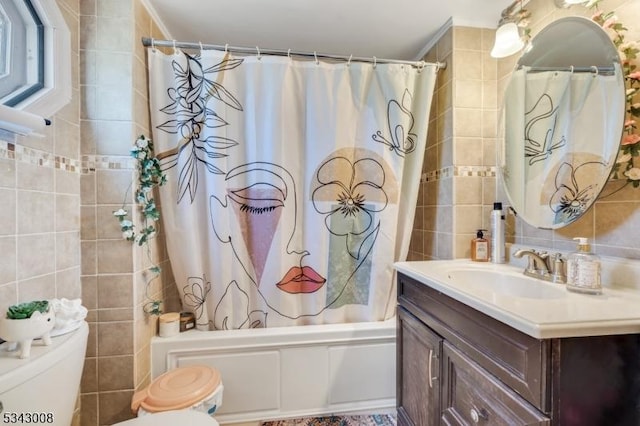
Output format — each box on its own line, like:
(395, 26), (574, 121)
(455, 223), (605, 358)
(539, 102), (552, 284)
(141, 37), (446, 70)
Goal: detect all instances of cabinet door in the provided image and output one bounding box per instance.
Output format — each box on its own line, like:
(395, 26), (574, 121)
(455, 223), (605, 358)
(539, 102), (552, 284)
(441, 342), (550, 426)
(397, 307), (442, 426)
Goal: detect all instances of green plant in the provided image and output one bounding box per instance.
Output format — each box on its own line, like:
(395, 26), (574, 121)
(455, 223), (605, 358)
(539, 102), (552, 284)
(113, 135), (167, 315)
(585, 0), (640, 187)
(6, 301), (49, 319)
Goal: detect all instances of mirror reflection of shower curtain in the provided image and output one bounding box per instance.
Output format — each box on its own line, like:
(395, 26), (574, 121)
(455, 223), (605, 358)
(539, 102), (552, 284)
(504, 67), (623, 227)
(147, 49), (437, 329)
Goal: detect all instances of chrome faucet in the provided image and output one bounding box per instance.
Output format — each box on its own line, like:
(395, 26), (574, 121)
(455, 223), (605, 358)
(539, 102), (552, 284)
(513, 249), (566, 283)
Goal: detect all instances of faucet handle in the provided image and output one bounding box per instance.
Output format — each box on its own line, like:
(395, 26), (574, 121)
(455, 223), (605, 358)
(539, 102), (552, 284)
(550, 253), (566, 284)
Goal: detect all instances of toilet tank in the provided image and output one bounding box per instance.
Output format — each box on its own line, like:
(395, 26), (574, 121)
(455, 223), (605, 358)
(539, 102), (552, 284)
(0, 322), (88, 426)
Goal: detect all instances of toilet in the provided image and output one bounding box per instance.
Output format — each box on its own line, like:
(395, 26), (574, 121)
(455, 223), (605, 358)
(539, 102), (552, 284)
(0, 321), (220, 426)
(0, 321), (89, 426)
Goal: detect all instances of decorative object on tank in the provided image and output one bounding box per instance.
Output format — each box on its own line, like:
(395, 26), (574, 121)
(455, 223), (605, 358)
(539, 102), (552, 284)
(0, 301), (55, 359)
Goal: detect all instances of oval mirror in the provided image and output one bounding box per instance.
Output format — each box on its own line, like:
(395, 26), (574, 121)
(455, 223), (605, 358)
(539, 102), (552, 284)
(500, 16), (625, 229)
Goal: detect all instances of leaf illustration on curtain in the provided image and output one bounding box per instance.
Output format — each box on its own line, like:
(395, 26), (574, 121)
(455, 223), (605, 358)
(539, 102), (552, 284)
(182, 275), (212, 325)
(524, 94), (566, 166)
(213, 281), (268, 330)
(549, 161), (605, 224)
(312, 156), (388, 259)
(156, 52), (244, 203)
(372, 89), (417, 157)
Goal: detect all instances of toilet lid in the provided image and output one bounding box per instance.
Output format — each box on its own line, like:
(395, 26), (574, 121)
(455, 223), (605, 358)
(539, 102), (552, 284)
(114, 410), (219, 426)
(135, 365), (221, 412)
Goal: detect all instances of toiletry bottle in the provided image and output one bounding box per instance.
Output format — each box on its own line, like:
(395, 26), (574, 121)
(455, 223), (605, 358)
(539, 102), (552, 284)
(490, 202), (505, 264)
(566, 237), (602, 295)
(471, 229), (489, 262)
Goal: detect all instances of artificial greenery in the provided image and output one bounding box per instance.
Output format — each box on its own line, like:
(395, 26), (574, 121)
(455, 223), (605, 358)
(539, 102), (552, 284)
(585, 0), (640, 187)
(113, 135), (167, 315)
(6, 300), (49, 319)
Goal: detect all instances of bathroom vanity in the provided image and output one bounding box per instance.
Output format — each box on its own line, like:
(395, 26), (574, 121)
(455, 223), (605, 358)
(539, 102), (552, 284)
(395, 260), (640, 426)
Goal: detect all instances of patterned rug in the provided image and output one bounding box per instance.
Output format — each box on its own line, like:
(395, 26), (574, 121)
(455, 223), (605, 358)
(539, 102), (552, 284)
(260, 414), (396, 426)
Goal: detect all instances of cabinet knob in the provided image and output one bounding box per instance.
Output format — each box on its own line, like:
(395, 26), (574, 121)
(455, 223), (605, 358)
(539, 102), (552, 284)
(470, 407), (488, 423)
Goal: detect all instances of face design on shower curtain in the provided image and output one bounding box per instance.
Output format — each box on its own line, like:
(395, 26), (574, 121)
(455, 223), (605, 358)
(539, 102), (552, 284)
(209, 153), (395, 326)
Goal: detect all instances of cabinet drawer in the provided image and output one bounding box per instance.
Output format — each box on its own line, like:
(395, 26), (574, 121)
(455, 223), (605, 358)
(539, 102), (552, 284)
(441, 342), (550, 425)
(397, 273), (551, 412)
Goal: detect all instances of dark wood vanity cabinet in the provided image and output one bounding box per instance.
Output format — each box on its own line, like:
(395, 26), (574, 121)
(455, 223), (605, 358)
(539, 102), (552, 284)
(396, 272), (640, 426)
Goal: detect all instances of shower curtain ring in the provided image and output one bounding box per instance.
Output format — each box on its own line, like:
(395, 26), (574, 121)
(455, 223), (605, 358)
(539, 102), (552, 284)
(199, 41), (204, 53)
(570, 65), (574, 74)
(256, 46), (261, 60)
(314, 51), (319, 65)
(150, 38), (156, 52)
(591, 65), (599, 75)
(172, 40), (178, 55)
(373, 56), (377, 68)
(287, 48), (292, 59)
(347, 54), (353, 67)
(225, 43), (229, 53)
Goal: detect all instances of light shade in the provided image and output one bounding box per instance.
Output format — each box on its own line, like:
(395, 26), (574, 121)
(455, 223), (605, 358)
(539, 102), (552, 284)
(491, 22), (525, 58)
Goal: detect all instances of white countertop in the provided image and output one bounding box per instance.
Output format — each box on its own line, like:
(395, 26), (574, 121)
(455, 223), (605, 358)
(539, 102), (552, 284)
(394, 259), (640, 339)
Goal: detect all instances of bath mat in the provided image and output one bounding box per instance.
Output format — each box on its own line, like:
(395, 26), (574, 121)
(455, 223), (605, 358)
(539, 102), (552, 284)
(260, 414), (396, 426)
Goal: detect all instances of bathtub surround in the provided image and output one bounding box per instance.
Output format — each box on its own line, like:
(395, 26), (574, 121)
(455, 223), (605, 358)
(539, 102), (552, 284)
(410, 0), (640, 262)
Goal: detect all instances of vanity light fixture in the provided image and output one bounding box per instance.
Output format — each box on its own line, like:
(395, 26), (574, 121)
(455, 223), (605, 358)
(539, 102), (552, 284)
(491, 22), (526, 58)
(490, 0), (531, 58)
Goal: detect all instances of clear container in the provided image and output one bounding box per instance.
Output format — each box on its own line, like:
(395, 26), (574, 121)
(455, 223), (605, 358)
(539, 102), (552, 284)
(566, 237), (601, 295)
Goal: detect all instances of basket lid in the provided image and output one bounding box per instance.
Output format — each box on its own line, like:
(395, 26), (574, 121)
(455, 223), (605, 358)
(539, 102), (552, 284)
(133, 365), (221, 413)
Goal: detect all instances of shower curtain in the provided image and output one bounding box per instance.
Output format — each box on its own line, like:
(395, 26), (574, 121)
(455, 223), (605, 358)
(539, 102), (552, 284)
(147, 48), (437, 330)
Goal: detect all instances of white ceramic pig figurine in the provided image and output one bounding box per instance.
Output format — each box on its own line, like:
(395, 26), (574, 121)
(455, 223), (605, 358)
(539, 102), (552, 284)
(0, 309), (56, 359)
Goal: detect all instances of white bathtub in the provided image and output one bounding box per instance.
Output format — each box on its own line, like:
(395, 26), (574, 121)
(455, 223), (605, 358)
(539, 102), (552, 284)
(151, 318), (397, 424)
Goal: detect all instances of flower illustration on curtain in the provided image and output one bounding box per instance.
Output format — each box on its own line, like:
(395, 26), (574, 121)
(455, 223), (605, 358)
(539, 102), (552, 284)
(312, 156), (388, 258)
(182, 275), (212, 325)
(549, 161), (606, 225)
(524, 94), (566, 166)
(156, 52), (244, 203)
(213, 281), (268, 330)
(372, 89), (418, 157)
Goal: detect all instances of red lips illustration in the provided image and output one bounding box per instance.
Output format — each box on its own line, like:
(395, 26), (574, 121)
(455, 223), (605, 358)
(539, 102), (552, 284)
(276, 266), (326, 294)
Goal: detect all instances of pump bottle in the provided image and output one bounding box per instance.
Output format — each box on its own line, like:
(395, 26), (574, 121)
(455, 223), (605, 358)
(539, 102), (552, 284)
(566, 237), (602, 295)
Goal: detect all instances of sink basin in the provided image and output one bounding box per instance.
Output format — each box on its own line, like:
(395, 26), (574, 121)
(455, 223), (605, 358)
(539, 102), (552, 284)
(444, 269), (567, 300)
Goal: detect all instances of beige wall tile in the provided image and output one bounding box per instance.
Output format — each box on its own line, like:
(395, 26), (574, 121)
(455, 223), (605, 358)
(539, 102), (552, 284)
(98, 274), (133, 309)
(454, 80), (482, 109)
(454, 177), (483, 205)
(455, 205), (483, 234)
(0, 283), (17, 316)
(99, 390), (135, 425)
(98, 355), (134, 391)
(56, 267), (82, 299)
(0, 158), (16, 187)
(97, 17), (133, 52)
(595, 202), (640, 249)
(98, 322), (134, 356)
(454, 138), (483, 166)
(97, 239), (133, 273)
(17, 163), (54, 192)
(0, 189), (16, 235)
(80, 174), (96, 205)
(98, 308), (134, 322)
(18, 273), (56, 302)
(97, 0), (132, 18)
(80, 16), (97, 50)
(56, 169), (81, 195)
(453, 108), (482, 138)
(81, 357), (98, 393)
(453, 27), (482, 51)
(56, 231), (81, 269)
(96, 170), (133, 204)
(97, 205), (126, 239)
(17, 234), (55, 280)
(56, 194), (81, 232)
(95, 120), (134, 156)
(80, 393), (98, 426)
(81, 206), (97, 240)
(135, 344), (151, 388)
(54, 118), (80, 159)
(17, 191), (55, 234)
(81, 240), (97, 275)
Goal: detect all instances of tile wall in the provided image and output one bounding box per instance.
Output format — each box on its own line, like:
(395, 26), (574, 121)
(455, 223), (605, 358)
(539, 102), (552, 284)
(79, 1), (178, 425)
(0, 0), (82, 423)
(410, 0), (640, 261)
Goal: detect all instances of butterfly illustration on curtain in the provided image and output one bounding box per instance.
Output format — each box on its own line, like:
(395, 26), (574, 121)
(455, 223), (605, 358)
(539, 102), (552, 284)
(156, 52), (244, 203)
(372, 89), (418, 157)
(524, 93), (566, 166)
(182, 275), (212, 326)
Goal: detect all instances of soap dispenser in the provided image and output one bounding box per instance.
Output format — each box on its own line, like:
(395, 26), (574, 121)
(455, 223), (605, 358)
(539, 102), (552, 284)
(566, 237), (602, 295)
(471, 229), (489, 262)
